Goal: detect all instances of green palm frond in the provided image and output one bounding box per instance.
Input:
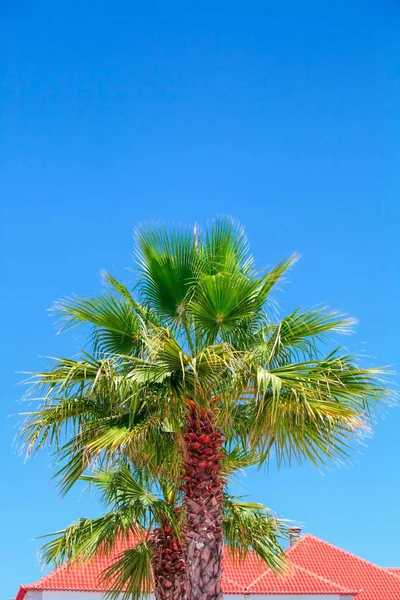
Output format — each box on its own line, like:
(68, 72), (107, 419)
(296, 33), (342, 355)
(40, 513), (138, 567)
(246, 353), (388, 466)
(200, 216), (254, 276)
(101, 272), (163, 330)
(220, 446), (261, 477)
(255, 254), (299, 307)
(82, 465), (180, 535)
(52, 409), (182, 495)
(189, 273), (262, 341)
(40, 464), (180, 571)
(135, 223), (199, 323)
(21, 352), (174, 455)
(53, 293), (143, 356)
(222, 496), (289, 573)
(102, 541), (153, 600)
(256, 308), (356, 364)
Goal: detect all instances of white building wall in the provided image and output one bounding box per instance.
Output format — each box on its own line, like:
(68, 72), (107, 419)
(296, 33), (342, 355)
(26, 592), (43, 600)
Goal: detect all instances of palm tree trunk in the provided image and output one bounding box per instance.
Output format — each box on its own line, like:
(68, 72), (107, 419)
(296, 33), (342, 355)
(182, 407), (224, 600)
(151, 525), (186, 600)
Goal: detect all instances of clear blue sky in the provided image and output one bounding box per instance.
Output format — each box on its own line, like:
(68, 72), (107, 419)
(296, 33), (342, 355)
(1, 0), (400, 597)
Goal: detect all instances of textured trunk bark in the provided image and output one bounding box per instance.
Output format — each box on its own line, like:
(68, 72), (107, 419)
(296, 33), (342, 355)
(150, 525), (186, 600)
(182, 408), (224, 600)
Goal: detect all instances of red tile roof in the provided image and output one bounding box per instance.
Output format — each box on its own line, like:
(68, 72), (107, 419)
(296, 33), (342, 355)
(222, 549), (358, 595)
(239, 563), (359, 596)
(286, 534), (400, 600)
(16, 533), (400, 599)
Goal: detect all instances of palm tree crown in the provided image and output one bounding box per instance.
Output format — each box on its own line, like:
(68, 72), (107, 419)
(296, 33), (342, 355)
(21, 217), (389, 600)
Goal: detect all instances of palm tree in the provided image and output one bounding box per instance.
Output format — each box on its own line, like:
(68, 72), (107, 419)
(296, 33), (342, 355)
(39, 462), (289, 600)
(21, 218), (388, 600)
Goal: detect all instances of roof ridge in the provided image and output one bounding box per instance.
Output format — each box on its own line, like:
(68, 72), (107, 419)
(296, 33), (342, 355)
(243, 563), (272, 591)
(386, 570), (400, 580)
(293, 533), (400, 576)
(243, 559), (358, 594)
(293, 564), (361, 594)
